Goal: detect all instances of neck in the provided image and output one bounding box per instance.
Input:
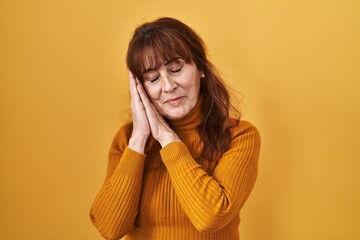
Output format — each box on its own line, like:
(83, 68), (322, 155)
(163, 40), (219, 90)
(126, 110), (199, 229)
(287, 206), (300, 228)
(167, 97), (204, 132)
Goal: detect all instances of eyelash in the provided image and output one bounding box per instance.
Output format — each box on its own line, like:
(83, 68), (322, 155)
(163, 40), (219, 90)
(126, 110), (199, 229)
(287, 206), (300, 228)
(149, 77), (159, 83)
(147, 65), (183, 83)
(170, 66), (183, 73)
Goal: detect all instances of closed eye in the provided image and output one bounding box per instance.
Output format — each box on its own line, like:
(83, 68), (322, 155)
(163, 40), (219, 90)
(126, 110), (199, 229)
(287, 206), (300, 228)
(148, 76), (160, 83)
(144, 72), (160, 83)
(170, 66), (183, 73)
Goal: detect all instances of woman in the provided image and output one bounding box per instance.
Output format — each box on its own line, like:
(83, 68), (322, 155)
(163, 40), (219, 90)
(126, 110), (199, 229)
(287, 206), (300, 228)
(90, 17), (260, 240)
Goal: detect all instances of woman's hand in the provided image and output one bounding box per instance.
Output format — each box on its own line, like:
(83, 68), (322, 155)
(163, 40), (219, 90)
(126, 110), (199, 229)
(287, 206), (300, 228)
(128, 72), (151, 154)
(135, 78), (181, 147)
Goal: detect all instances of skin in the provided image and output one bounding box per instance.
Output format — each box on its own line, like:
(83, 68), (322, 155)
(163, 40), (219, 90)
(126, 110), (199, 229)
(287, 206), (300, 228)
(128, 59), (203, 153)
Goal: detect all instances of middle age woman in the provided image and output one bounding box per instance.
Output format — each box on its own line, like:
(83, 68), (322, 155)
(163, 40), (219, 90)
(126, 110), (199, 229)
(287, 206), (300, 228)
(90, 17), (261, 240)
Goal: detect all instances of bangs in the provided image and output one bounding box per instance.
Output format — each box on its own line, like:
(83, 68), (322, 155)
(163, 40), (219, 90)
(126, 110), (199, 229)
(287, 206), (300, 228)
(127, 30), (193, 81)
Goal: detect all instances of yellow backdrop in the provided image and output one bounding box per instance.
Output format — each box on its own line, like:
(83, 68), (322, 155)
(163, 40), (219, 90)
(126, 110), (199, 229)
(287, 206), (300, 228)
(1, 0), (359, 239)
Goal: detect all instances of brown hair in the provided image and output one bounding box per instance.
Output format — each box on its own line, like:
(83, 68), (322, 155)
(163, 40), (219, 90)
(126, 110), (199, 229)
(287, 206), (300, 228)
(126, 17), (240, 163)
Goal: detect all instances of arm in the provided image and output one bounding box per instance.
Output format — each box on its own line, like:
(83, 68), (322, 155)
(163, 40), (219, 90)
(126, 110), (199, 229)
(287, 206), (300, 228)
(134, 77), (260, 231)
(160, 121), (260, 232)
(90, 73), (151, 240)
(89, 125), (146, 240)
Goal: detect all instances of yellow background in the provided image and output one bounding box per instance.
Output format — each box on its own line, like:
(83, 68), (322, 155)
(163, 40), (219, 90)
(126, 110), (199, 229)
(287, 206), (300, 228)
(1, 0), (359, 239)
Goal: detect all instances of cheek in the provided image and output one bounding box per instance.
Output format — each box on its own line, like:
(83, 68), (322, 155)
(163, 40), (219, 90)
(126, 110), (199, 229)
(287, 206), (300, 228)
(184, 74), (201, 95)
(144, 85), (160, 100)
(194, 78), (201, 93)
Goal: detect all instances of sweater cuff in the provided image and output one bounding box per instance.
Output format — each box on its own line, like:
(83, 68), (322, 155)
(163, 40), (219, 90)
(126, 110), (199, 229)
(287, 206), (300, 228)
(160, 141), (191, 169)
(117, 147), (146, 177)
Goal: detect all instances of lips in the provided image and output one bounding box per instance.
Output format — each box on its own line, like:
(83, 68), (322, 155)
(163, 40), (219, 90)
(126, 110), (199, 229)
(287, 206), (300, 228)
(164, 96), (184, 104)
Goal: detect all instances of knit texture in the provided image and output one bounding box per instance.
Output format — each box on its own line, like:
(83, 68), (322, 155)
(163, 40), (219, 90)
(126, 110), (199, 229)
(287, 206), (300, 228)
(90, 100), (261, 240)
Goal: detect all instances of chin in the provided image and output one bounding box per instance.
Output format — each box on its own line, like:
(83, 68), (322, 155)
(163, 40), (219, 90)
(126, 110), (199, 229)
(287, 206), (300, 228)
(164, 114), (184, 120)
(164, 108), (189, 120)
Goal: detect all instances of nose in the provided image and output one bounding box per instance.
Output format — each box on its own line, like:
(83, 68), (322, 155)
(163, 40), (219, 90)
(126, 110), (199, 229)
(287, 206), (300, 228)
(162, 75), (177, 93)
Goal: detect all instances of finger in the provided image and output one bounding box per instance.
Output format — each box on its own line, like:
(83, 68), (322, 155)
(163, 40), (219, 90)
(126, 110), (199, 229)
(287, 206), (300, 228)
(129, 71), (137, 93)
(136, 83), (154, 113)
(136, 83), (166, 127)
(129, 72), (142, 105)
(136, 83), (175, 144)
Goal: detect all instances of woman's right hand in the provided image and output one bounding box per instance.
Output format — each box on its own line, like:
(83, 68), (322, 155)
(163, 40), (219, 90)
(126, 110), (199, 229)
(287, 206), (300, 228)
(128, 72), (150, 154)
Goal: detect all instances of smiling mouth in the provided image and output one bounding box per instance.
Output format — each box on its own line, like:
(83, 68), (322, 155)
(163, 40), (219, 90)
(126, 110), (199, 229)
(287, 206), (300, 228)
(164, 96), (184, 104)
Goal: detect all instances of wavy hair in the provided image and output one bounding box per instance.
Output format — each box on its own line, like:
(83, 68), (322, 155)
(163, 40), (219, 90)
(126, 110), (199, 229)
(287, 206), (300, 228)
(126, 17), (240, 163)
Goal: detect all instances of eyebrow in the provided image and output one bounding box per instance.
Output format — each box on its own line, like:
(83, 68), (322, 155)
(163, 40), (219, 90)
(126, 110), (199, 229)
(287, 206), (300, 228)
(143, 57), (184, 75)
(164, 57), (183, 66)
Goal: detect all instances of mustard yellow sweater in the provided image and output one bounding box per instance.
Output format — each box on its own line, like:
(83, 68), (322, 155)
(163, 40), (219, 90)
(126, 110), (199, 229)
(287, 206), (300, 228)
(90, 101), (261, 240)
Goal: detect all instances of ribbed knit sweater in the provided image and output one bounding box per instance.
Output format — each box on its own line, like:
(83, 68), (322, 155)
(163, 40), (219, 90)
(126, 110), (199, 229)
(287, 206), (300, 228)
(90, 99), (261, 240)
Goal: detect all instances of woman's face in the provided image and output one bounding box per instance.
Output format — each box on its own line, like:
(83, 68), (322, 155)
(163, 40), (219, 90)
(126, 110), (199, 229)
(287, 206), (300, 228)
(142, 58), (202, 120)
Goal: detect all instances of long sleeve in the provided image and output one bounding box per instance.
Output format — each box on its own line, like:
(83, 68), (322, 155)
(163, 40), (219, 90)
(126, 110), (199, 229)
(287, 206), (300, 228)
(160, 121), (260, 232)
(90, 125), (146, 240)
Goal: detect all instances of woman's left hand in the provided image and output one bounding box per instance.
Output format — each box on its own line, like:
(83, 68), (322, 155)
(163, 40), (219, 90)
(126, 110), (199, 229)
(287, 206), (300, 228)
(135, 80), (181, 147)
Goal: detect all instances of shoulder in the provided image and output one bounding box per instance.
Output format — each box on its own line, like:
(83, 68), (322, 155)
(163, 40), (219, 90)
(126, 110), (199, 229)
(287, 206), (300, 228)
(231, 120), (260, 135)
(229, 120), (261, 147)
(214, 120), (260, 176)
(105, 122), (134, 179)
(110, 122), (133, 154)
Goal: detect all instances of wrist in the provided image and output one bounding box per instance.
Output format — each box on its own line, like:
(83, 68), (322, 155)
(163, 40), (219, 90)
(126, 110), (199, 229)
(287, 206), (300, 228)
(159, 133), (180, 148)
(128, 135), (148, 154)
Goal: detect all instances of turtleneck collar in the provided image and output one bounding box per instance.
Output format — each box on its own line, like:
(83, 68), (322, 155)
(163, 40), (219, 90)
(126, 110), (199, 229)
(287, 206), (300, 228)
(166, 96), (204, 132)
